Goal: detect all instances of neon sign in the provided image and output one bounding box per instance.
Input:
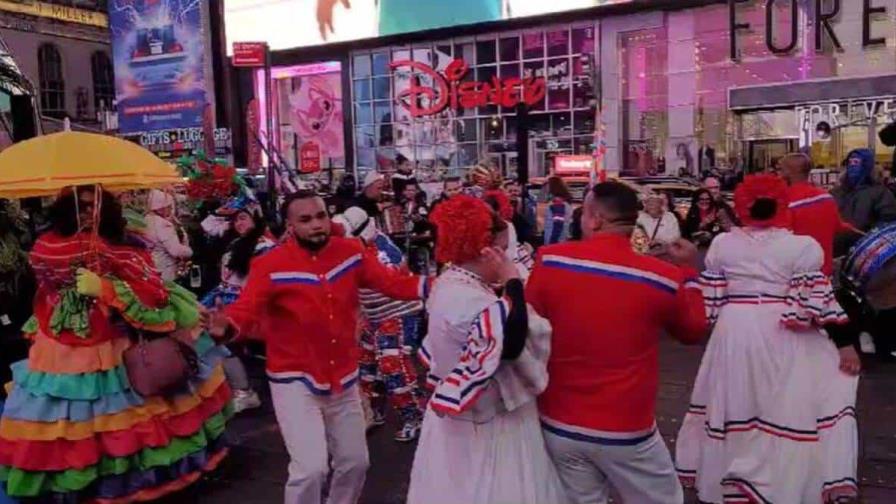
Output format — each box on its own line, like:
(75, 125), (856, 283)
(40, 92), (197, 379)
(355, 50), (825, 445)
(390, 59), (546, 118)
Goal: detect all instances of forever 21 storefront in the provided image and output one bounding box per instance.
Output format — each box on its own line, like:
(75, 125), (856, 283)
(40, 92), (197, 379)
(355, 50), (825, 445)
(226, 0), (896, 183)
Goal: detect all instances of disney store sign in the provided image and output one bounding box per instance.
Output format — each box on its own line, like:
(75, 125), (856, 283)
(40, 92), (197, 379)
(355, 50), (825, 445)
(389, 59), (546, 118)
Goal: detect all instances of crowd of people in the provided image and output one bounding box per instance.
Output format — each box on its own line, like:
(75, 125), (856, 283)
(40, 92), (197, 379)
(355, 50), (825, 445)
(0, 146), (894, 504)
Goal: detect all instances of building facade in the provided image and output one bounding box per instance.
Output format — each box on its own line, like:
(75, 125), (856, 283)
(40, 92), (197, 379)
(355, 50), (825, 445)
(228, 0), (896, 183)
(0, 0), (113, 133)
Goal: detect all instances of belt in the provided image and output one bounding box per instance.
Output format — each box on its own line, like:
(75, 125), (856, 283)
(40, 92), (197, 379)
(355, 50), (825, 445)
(726, 293), (788, 305)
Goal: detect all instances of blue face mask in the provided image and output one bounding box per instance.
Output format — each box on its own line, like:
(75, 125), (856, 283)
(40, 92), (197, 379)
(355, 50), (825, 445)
(846, 157), (867, 186)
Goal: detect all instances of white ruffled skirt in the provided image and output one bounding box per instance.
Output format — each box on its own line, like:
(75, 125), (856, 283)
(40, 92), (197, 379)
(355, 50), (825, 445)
(407, 401), (568, 504)
(675, 303), (859, 503)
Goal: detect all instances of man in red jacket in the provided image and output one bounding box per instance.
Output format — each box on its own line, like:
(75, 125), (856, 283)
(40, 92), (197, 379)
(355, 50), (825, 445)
(207, 191), (428, 504)
(527, 182), (707, 504)
(781, 153), (862, 375)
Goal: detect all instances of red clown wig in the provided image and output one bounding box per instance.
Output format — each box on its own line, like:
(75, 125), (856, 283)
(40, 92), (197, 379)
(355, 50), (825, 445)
(431, 194), (497, 265)
(733, 174), (790, 228)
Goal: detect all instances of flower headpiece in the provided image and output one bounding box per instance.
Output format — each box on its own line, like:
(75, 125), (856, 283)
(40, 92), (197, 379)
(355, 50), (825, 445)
(430, 194), (495, 265)
(483, 189), (513, 221)
(733, 174), (789, 227)
(177, 151), (244, 202)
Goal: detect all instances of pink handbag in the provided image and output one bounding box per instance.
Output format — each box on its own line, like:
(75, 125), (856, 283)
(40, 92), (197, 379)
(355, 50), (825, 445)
(124, 333), (198, 397)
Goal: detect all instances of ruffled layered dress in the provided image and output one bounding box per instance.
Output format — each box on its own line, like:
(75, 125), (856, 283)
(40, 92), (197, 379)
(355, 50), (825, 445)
(0, 231), (231, 502)
(675, 228), (858, 504)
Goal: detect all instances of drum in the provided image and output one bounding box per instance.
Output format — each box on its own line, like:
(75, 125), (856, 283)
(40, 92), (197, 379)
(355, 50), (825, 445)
(843, 223), (896, 310)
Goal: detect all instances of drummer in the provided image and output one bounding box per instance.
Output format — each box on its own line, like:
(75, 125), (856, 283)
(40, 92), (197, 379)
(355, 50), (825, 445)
(842, 223), (896, 362)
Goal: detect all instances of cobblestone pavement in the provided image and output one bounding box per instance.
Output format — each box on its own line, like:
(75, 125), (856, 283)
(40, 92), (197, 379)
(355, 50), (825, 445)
(160, 339), (896, 503)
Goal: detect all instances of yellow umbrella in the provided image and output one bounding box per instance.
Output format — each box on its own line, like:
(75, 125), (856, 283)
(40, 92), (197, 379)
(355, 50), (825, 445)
(0, 131), (182, 199)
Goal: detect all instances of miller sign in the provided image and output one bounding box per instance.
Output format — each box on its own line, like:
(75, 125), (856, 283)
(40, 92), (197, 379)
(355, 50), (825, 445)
(389, 59), (546, 118)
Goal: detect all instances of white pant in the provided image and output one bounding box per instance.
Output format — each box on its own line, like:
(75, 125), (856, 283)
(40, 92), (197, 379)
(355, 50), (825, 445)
(269, 381), (369, 504)
(543, 428), (683, 504)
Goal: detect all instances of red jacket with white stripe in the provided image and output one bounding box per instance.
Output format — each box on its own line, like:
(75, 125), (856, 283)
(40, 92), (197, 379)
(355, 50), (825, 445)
(225, 236), (428, 395)
(527, 234), (706, 439)
(787, 182), (848, 276)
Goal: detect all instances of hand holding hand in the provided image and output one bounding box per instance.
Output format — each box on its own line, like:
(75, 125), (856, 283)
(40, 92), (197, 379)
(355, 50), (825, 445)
(75, 268), (103, 297)
(206, 298), (232, 339)
(665, 239), (699, 269)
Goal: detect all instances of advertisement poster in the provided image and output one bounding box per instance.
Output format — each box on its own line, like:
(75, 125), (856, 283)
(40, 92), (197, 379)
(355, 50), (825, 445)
(109, 0), (209, 134)
(226, 0), (630, 52)
(286, 72), (344, 159)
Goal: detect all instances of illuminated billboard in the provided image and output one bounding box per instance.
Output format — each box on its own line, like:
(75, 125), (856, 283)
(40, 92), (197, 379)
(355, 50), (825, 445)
(225, 0), (629, 53)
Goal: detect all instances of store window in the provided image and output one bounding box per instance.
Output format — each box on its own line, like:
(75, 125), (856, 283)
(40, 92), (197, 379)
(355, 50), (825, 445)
(38, 44), (65, 119)
(91, 52), (114, 113)
(350, 23), (598, 180)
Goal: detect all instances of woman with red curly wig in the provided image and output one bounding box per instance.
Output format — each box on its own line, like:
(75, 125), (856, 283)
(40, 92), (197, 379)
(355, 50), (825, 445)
(407, 195), (566, 504)
(675, 174), (859, 504)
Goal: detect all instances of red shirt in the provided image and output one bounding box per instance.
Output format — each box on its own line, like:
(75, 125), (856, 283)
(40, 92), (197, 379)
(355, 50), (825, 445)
(226, 236), (428, 395)
(787, 182), (843, 276)
(527, 234), (706, 441)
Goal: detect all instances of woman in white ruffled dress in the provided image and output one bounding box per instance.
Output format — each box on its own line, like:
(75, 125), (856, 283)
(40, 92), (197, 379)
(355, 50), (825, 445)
(675, 175), (859, 504)
(407, 194), (567, 504)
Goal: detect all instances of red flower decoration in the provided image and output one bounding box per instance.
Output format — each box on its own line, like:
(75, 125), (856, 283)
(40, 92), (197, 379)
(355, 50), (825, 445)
(431, 195), (495, 265)
(733, 174), (790, 228)
(483, 189), (513, 221)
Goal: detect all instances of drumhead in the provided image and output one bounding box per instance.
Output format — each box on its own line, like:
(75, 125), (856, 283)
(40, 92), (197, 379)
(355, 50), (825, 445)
(844, 223), (896, 293)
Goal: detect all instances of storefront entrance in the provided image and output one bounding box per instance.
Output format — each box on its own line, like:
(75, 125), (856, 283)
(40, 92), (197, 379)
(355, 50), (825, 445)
(745, 139), (796, 173)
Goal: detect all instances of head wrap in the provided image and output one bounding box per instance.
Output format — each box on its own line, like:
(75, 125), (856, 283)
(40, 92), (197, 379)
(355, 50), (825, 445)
(333, 207), (377, 243)
(733, 174), (789, 228)
(431, 194), (495, 265)
(363, 171), (385, 190)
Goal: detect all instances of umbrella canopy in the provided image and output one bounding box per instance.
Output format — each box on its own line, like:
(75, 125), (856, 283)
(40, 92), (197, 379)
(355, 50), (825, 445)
(0, 131), (182, 199)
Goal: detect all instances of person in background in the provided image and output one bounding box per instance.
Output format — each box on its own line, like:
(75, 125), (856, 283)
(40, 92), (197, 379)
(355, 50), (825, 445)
(528, 182), (706, 504)
(544, 176), (573, 245)
(396, 182), (433, 274)
(780, 152), (863, 374)
(833, 148), (896, 256)
(391, 154), (417, 197)
(702, 176), (738, 226)
(430, 176), (463, 213)
(0, 200), (33, 397)
(354, 171), (387, 224)
(570, 206), (584, 241)
(637, 193), (682, 252)
(144, 189), (193, 282)
(333, 207), (427, 442)
(682, 188), (733, 249)
(327, 173), (357, 216)
(504, 179), (537, 245)
(201, 200), (275, 413)
(832, 148), (896, 361)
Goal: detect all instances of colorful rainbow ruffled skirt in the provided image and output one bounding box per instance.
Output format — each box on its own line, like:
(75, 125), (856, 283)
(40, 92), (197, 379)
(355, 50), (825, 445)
(0, 333), (232, 502)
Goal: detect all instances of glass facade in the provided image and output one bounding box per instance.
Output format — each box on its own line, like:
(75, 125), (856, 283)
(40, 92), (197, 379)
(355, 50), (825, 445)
(610, 1), (896, 176)
(350, 22), (599, 181)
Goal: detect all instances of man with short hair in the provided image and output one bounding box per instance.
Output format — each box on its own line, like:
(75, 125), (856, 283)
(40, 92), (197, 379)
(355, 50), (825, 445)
(504, 178), (537, 244)
(780, 152), (863, 374)
(430, 176), (462, 213)
(207, 191), (429, 504)
(527, 181), (707, 504)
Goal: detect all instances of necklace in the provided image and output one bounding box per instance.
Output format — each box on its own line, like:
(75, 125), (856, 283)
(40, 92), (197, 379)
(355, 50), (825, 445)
(444, 265), (495, 294)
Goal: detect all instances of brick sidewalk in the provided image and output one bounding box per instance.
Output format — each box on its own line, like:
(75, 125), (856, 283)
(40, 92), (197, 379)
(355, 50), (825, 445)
(163, 339), (896, 503)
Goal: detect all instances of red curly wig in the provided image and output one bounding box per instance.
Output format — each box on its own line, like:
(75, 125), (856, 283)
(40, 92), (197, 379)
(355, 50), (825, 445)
(431, 194), (499, 265)
(733, 174), (790, 228)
